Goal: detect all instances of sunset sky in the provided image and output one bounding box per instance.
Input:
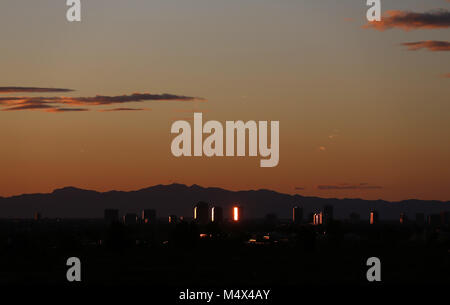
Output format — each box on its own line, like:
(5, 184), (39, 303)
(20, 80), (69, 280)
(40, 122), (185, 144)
(1, 0), (449, 201)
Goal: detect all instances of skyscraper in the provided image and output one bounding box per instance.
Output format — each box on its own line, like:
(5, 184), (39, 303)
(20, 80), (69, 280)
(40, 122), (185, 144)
(370, 210), (379, 225)
(211, 206), (223, 223)
(313, 212), (323, 225)
(440, 211), (450, 225)
(323, 205), (333, 224)
(293, 206), (303, 224)
(349, 212), (360, 224)
(232, 205), (242, 222)
(193, 202), (210, 224)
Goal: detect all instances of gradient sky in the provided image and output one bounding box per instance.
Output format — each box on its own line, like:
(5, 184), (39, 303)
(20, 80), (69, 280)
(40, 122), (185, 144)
(1, 0), (449, 201)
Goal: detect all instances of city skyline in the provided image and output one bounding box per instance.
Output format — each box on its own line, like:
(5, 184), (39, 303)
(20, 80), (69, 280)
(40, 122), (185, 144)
(1, 0), (450, 201)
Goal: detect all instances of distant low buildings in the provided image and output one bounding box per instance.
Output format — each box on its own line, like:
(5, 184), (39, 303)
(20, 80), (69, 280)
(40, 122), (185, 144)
(168, 215), (178, 224)
(400, 213), (407, 224)
(349, 212), (360, 224)
(415, 213), (425, 225)
(123, 213), (138, 225)
(142, 209), (156, 224)
(104, 209), (119, 224)
(34, 212), (41, 221)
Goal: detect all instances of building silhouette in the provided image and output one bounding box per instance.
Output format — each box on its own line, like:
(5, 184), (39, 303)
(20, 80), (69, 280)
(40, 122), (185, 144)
(104, 209), (119, 224)
(370, 210), (379, 225)
(293, 206), (303, 224)
(193, 202), (210, 225)
(428, 214), (440, 226)
(400, 213), (407, 224)
(265, 213), (278, 225)
(232, 205), (242, 222)
(34, 212), (41, 221)
(211, 206), (223, 223)
(323, 205), (333, 224)
(415, 213), (425, 225)
(123, 213), (138, 225)
(142, 209), (156, 224)
(440, 211), (450, 225)
(168, 215), (178, 224)
(313, 212), (323, 225)
(349, 212), (360, 224)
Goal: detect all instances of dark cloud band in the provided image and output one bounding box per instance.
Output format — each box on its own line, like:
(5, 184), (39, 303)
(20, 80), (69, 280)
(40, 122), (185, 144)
(0, 87), (74, 93)
(364, 9), (450, 31)
(401, 40), (450, 51)
(0, 92), (204, 112)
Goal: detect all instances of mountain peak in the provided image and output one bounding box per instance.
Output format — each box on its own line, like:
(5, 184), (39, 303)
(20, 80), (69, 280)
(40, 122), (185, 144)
(52, 186), (95, 194)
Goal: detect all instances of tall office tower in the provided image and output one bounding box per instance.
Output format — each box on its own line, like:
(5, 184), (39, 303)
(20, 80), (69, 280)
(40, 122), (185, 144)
(441, 211), (450, 225)
(323, 205), (334, 224)
(370, 210), (379, 225)
(313, 212), (323, 225)
(232, 205), (242, 222)
(293, 206), (303, 224)
(104, 209), (119, 224)
(211, 206), (223, 223)
(193, 201), (210, 224)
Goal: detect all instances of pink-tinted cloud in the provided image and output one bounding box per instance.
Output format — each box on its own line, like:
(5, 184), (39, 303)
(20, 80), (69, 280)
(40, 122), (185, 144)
(401, 40), (450, 51)
(364, 9), (450, 31)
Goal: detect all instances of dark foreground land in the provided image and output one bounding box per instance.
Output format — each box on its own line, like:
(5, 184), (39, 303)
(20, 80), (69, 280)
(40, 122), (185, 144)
(0, 219), (449, 286)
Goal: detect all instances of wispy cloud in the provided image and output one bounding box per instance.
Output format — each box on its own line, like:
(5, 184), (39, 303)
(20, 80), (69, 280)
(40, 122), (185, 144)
(0, 87), (74, 93)
(46, 108), (88, 113)
(401, 40), (450, 51)
(2, 103), (54, 111)
(98, 107), (150, 112)
(0, 92), (204, 112)
(318, 183), (382, 190)
(364, 9), (450, 31)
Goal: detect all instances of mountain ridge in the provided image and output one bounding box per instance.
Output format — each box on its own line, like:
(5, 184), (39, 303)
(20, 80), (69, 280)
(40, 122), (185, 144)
(0, 183), (448, 220)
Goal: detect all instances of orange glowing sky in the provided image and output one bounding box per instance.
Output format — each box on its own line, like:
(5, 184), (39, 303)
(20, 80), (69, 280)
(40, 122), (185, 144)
(1, 0), (449, 201)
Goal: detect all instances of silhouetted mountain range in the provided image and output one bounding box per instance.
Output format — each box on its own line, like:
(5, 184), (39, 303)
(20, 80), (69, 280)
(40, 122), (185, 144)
(0, 183), (448, 220)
